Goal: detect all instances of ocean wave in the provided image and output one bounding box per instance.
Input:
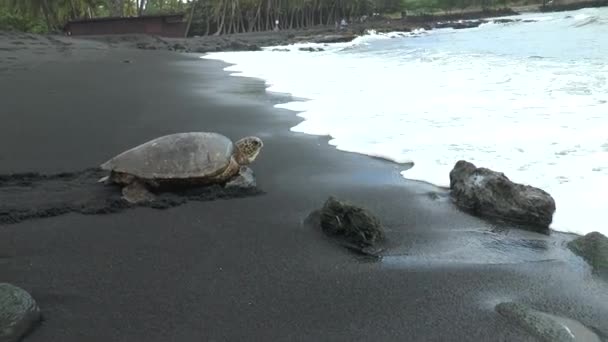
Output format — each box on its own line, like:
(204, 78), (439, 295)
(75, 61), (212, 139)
(202, 7), (608, 237)
(572, 15), (607, 27)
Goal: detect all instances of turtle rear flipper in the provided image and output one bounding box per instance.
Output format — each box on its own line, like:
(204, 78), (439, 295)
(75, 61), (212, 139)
(122, 182), (156, 204)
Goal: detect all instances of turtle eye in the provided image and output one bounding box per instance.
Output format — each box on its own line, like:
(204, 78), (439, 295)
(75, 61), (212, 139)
(252, 140), (260, 146)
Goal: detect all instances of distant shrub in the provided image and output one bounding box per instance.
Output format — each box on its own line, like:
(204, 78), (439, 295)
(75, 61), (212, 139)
(0, 10), (48, 33)
(0, 10), (29, 31)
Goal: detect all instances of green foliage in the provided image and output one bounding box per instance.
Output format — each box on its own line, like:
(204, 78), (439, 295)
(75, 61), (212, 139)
(144, 0), (186, 15)
(0, 1), (49, 32)
(0, 9), (29, 31)
(0, 0), (518, 35)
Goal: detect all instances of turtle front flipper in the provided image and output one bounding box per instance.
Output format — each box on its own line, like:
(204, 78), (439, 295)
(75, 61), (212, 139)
(122, 181), (156, 204)
(225, 166), (256, 189)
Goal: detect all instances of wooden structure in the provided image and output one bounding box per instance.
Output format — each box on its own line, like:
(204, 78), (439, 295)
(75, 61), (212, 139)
(64, 14), (188, 38)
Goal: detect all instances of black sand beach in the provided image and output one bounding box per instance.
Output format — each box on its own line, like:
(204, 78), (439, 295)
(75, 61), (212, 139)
(1, 34), (607, 341)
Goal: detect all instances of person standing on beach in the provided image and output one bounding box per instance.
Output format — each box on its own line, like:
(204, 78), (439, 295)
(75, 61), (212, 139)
(340, 18), (348, 30)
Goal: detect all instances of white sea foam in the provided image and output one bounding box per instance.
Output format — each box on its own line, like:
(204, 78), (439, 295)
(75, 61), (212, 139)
(203, 7), (608, 236)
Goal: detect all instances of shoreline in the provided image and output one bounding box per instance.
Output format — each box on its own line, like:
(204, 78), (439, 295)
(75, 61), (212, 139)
(207, 56), (586, 239)
(199, 4), (608, 239)
(57, 3), (608, 53)
(14, 8), (520, 54)
(1, 19), (608, 342)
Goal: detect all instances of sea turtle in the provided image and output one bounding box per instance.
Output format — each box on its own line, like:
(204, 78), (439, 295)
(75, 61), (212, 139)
(99, 132), (263, 204)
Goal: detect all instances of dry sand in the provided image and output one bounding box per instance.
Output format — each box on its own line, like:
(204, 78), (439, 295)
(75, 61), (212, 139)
(0, 33), (607, 341)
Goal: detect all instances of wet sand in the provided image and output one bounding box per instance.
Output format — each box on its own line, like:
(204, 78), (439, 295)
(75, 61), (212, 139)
(0, 35), (607, 341)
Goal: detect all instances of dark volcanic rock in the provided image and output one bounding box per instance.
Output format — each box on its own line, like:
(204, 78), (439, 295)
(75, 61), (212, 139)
(496, 302), (601, 342)
(434, 20), (486, 29)
(491, 18), (517, 24)
(307, 196), (385, 256)
(449, 160), (556, 231)
(567, 232), (608, 277)
(227, 41), (261, 51)
(310, 34), (357, 44)
(298, 47), (324, 52)
(0, 283), (41, 342)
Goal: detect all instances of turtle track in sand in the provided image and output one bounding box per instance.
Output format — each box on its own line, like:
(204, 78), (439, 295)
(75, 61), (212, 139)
(0, 168), (263, 225)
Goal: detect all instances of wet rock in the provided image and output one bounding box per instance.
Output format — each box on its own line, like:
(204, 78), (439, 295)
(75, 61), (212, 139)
(434, 20), (485, 29)
(298, 47), (324, 52)
(271, 48), (290, 52)
(307, 196), (385, 256)
(312, 34), (357, 44)
(172, 43), (186, 51)
(193, 46), (212, 53)
(567, 232), (608, 277)
(449, 160), (556, 231)
(0, 283), (41, 342)
(496, 302), (601, 342)
(491, 18), (517, 24)
(227, 41), (260, 51)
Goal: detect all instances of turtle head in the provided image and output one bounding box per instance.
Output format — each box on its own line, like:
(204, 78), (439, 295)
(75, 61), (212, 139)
(235, 136), (263, 165)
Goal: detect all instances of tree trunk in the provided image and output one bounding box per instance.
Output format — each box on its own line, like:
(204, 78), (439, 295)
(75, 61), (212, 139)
(288, 8), (295, 29)
(319, 5), (323, 26)
(205, 9), (211, 35)
(249, 2), (262, 32)
(184, 0), (197, 37)
(41, 0), (54, 31)
(326, 2), (335, 25)
(265, 0), (272, 31)
(138, 0), (146, 16)
(68, 0), (77, 19)
(214, 0), (228, 35)
(236, 0), (245, 33)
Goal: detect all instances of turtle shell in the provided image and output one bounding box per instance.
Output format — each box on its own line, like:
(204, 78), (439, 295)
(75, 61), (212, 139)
(100, 132), (235, 180)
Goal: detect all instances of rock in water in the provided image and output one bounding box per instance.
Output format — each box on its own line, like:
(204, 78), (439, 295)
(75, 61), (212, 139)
(496, 302), (601, 342)
(318, 196), (385, 254)
(0, 283), (41, 342)
(567, 231), (608, 277)
(449, 160), (556, 231)
(298, 47), (324, 52)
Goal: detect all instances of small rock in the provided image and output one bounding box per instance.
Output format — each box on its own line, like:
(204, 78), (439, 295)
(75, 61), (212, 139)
(298, 47), (324, 52)
(311, 196), (385, 255)
(0, 283), (41, 342)
(449, 160), (555, 231)
(492, 18), (516, 24)
(172, 43), (186, 51)
(193, 46), (210, 53)
(496, 302), (601, 342)
(567, 231), (608, 277)
(227, 41), (261, 51)
(225, 166), (256, 189)
(313, 34), (357, 43)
